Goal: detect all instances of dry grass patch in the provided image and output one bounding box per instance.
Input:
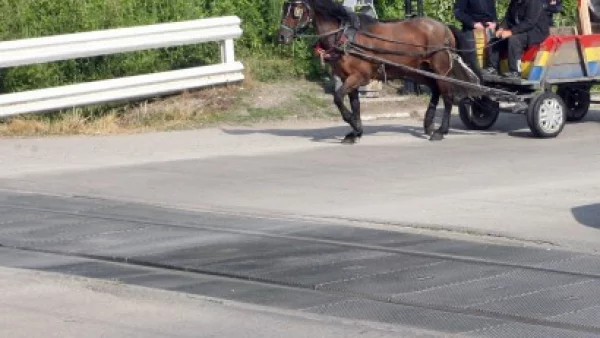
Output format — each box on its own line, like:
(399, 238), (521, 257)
(0, 79), (339, 137)
(0, 84), (244, 137)
(117, 85), (242, 130)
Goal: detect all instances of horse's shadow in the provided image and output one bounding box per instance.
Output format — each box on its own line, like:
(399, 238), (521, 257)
(222, 124), (429, 143)
(220, 111), (527, 143)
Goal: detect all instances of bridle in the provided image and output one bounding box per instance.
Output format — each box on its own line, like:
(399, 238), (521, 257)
(280, 0), (313, 37)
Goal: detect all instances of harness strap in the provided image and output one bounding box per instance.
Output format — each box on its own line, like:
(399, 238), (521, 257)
(344, 48), (517, 100)
(296, 26), (345, 39)
(443, 50), (454, 76)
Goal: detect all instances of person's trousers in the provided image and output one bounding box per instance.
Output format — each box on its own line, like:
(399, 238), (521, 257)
(461, 28), (481, 70)
(462, 29), (476, 52)
(486, 33), (529, 73)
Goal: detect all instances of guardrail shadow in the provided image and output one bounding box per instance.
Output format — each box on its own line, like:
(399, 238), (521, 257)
(572, 204), (600, 229)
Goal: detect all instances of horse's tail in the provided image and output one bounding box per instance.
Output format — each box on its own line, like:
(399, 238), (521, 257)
(447, 24), (482, 81)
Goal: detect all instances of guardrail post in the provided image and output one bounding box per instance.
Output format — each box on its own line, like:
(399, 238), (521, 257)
(221, 39), (235, 63)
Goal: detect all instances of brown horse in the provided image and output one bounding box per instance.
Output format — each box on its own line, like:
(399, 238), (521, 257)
(278, 0), (481, 142)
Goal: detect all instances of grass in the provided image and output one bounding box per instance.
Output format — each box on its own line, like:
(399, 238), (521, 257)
(0, 77), (339, 137)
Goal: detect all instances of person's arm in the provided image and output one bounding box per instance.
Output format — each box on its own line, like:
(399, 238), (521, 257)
(511, 0), (544, 34)
(483, 0), (498, 29)
(454, 0), (477, 28)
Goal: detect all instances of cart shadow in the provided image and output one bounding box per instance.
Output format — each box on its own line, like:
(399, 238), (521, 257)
(507, 109), (600, 138)
(507, 130), (536, 138)
(575, 109), (600, 123)
(572, 204), (600, 229)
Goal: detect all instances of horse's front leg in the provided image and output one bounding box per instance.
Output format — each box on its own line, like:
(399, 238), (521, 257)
(333, 74), (363, 144)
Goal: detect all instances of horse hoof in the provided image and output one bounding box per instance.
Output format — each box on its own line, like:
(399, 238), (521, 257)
(342, 134), (359, 144)
(429, 132), (444, 141)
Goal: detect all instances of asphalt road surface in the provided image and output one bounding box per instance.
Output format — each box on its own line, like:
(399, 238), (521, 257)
(2, 111), (600, 337)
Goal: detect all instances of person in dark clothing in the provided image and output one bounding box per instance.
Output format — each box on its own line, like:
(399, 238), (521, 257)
(454, 0), (498, 53)
(454, 0), (498, 32)
(483, 0), (550, 79)
(544, 0), (562, 26)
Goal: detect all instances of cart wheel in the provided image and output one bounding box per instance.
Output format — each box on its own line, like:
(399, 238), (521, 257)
(526, 92), (566, 138)
(556, 85), (591, 122)
(458, 97), (500, 130)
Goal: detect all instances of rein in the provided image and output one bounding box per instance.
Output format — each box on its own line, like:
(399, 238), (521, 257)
(297, 24), (506, 54)
(358, 29), (506, 53)
(280, 24), (345, 40)
(286, 15), (505, 54)
(348, 38), (447, 58)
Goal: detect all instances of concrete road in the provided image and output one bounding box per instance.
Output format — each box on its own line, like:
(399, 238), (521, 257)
(0, 267), (426, 338)
(3, 110), (600, 337)
(2, 111), (600, 252)
(2, 191), (600, 337)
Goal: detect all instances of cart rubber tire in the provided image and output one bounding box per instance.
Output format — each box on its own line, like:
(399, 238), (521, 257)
(556, 85), (591, 122)
(458, 97), (500, 130)
(526, 92), (567, 138)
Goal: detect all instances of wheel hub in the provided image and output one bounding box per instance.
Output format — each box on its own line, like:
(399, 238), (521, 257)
(557, 86), (590, 122)
(565, 90), (583, 110)
(539, 98), (563, 133)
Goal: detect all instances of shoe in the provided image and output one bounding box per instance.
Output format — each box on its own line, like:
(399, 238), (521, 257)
(482, 67), (498, 76)
(502, 71), (521, 79)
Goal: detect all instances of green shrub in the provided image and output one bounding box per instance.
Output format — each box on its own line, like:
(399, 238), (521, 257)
(0, 0), (578, 93)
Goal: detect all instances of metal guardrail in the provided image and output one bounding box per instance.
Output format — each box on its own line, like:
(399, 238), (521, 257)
(0, 16), (244, 117)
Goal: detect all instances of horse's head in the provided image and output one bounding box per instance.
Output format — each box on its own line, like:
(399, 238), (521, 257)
(278, 0), (313, 44)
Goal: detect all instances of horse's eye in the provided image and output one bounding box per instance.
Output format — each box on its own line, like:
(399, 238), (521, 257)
(293, 7), (304, 18)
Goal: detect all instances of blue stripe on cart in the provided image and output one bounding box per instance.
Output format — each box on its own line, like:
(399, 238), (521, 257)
(588, 61), (600, 76)
(527, 66), (543, 81)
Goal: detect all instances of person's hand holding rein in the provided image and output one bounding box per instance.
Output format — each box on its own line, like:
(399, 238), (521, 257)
(500, 30), (513, 39)
(495, 28), (512, 39)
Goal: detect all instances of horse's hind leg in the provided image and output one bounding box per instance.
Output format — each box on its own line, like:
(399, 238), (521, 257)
(348, 88), (363, 140)
(430, 94), (453, 141)
(423, 83), (440, 136)
(334, 74), (364, 144)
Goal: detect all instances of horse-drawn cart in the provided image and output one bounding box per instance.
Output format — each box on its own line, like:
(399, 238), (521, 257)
(279, 0), (600, 142)
(459, 0), (600, 138)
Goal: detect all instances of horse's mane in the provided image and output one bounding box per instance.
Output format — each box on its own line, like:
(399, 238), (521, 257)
(379, 18), (406, 23)
(309, 0), (380, 27)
